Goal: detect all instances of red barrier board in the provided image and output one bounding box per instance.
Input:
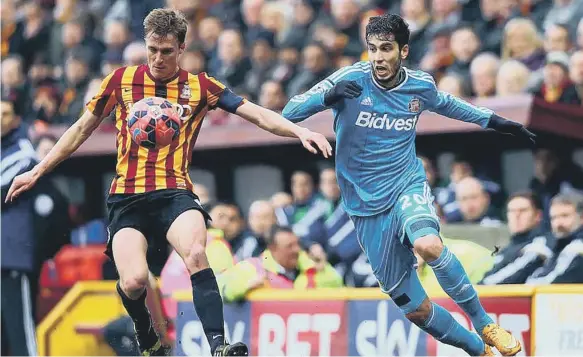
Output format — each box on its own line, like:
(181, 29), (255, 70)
(250, 301), (347, 356)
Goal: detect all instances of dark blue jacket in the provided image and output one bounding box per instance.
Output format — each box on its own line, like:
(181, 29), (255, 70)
(1, 126), (37, 271)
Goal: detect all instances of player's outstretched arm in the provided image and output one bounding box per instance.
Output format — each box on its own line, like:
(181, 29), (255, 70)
(236, 101), (333, 158)
(282, 80), (363, 122)
(431, 90), (536, 144)
(5, 110), (104, 202)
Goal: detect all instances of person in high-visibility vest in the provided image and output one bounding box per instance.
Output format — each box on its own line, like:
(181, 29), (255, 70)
(218, 225), (343, 302)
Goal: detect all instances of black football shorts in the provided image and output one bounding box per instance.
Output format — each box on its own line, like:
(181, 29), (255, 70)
(105, 188), (211, 262)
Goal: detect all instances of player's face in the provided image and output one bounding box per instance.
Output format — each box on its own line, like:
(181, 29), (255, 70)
(366, 34), (409, 84)
(145, 32), (185, 81)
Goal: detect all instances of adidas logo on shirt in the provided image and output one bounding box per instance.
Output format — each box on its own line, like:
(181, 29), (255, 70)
(360, 97), (373, 106)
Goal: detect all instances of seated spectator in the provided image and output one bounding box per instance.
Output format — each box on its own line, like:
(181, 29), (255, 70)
(399, 0), (432, 67)
(438, 73), (466, 97)
(469, 52), (500, 98)
(496, 60), (532, 96)
(275, 171), (327, 247)
(417, 236), (494, 292)
(270, 191), (293, 209)
(529, 148), (583, 228)
(179, 49), (206, 74)
(246, 200), (274, 253)
(527, 193), (583, 284)
(543, 0), (583, 36)
(532, 51), (582, 104)
(543, 23), (573, 53)
(209, 202), (262, 261)
(480, 192), (553, 285)
(258, 80), (286, 112)
(436, 157), (502, 222)
(317, 168), (360, 279)
(502, 18), (546, 71)
(123, 41), (147, 66)
(454, 176), (503, 226)
(447, 24), (481, 81)
(214, 29), (252, 91)
(218, 226), (343, 302)
(570, 50), (583, 100)
(286, 43), (331, 97)
(244, 34), (276, 100)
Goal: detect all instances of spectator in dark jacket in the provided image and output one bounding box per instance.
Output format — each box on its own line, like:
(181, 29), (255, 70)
(1, 99), (38, 356)
(533, 51), (582, 105)
(480, 192), (552, 285)
(527, 193), (583, 284)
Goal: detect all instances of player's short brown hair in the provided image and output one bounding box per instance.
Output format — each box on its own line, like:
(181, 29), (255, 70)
(143, 8), (188, 44)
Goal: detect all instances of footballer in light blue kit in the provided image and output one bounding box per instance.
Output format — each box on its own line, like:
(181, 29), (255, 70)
(283, 14), (535, 357)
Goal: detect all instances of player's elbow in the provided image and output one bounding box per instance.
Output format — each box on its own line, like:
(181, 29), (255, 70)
(282, 104), (302, 123)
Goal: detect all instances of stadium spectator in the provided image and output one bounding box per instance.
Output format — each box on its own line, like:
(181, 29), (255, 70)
(419, 24), (454, 79)
(193, 182), (213, 211)
(57, 48), (92, 125)
(502, 18), (546, 71)
(101, 49), (125, 78)
(1, 55), (28, 119)
(399, 0), (432, 67)
(197, 16), (222, 62)
(533, 51), (582, 104)
(454, 176), (503, 226)
(438, 73), (466, 97)
(246, 200), (275, 253)
(577, 18), (583, 49)
(280, 0), (316, 50)
(244, 33), (277, 99)
(270, 191), (293, 209)
(436, 157), (502, 222)
(526, 193), (583, 284)
(544, 23), (573, 53)
(474, 0), (509, 55)
(496, 59), (532, 95)
(529, 148), (583, 227)
(258, 80), (286, 112)
(179, 49), (206, 75)
(275, 171), (327, 247)
(543, 0), (583, 36)
(103, 20), (130, 57)
(469, 52), (500, 97)
(447, 25), (481, 81)
(312, 0), (362, 58)
(480, 192), (553, 285)
(286, 42), (331, 97)
(122, 41), (147, 67)
(209, 202), (261, 261)
(569, 50), (583, 100)
(317, 168), (360, 281)
(214, 29), (252, 91)
(217, 225), (343, 303)
(266, 46), (300, 90)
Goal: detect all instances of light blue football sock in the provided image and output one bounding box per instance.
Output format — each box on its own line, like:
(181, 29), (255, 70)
(420, 302), (485, 355)
(428, 246), (494, 333)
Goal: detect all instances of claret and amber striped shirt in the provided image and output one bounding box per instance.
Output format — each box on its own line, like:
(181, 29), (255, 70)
(86, 64), (244, 195)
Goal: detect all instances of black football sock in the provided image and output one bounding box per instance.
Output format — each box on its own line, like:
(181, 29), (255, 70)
(190, 268), (225, 354)
(116, 281), (158, 350)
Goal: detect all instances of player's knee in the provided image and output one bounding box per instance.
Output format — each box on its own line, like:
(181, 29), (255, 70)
(413, 234), (443, 263)
(184, 242), (209, 273)
(120, 271), (149, 295)
(405, 298), (432, 326)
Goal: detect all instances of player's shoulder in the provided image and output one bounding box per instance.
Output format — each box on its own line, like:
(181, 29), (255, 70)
(328, 61), (372, 84)
(403, 67), (437, 89)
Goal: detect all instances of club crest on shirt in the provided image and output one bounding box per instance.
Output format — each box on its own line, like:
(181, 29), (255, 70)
(408, 98), (421, 113)
(180, 83), (191, 99)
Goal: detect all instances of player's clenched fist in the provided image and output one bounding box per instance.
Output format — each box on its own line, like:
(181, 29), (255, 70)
(297, 128), (333, 158)
(5, 169), (39, 203)
(323, 80), (363, 105)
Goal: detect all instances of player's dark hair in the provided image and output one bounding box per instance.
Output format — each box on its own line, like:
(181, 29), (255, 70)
(143, 8), (188, 44)
(365, 14), (410, 50)
(507, 191), (543, 211)
(265, 225), (295, 246)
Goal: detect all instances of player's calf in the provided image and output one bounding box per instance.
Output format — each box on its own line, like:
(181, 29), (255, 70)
(414, 235), (495, 338)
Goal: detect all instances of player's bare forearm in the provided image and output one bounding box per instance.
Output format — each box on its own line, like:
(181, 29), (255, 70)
(33, 110), (103, 178)
(236, 101), (305, 138)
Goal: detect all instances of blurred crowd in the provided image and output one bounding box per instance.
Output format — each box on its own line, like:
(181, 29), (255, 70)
(2, 0), (583, 132)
